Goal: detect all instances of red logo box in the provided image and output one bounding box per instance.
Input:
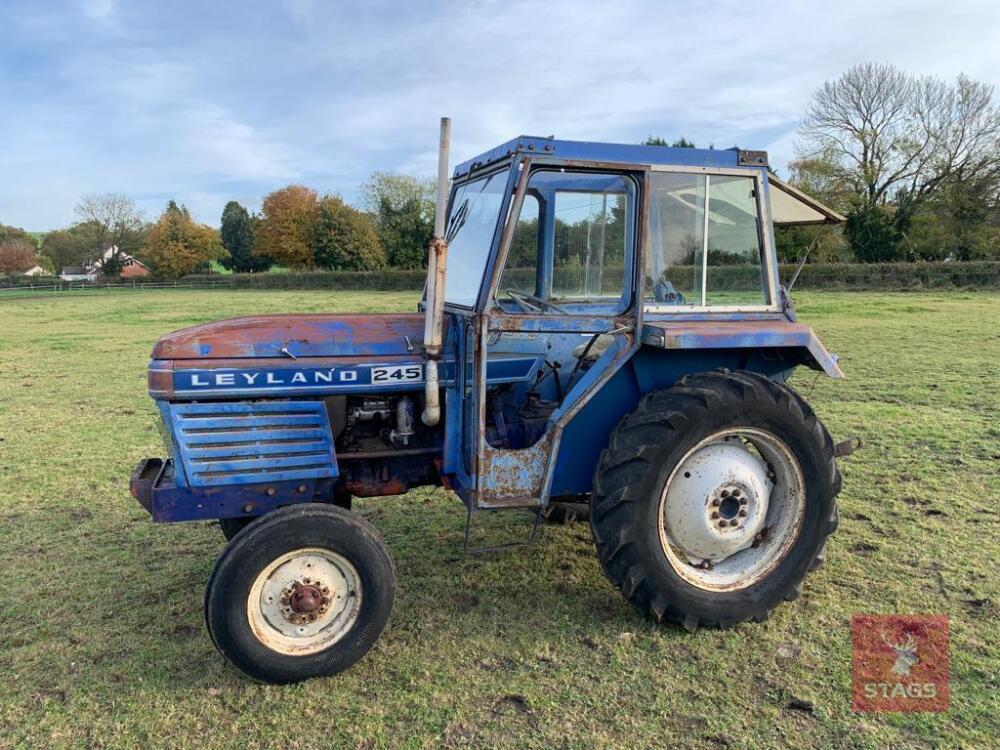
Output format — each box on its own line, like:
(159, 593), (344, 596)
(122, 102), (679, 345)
(851, 614), (949, 712)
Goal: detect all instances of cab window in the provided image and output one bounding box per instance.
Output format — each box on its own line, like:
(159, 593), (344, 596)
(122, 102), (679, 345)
(497, 170), (634, 314)
(645, 172), (770, 308)
(443, 169), (509, 307)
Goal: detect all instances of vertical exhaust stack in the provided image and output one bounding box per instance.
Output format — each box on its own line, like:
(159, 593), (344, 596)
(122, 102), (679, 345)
(421, 117), (451, 426)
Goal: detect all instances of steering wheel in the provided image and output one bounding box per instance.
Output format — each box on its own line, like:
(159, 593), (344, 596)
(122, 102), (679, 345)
(503, 289), (570, 315)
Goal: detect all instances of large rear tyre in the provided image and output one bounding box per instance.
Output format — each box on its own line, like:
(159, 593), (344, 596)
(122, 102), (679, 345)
(205, 504), (395, 683)
(589, 370), (840, 630)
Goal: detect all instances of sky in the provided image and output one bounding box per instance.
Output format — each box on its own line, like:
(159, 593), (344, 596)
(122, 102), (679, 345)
(2, 0), (999, 231)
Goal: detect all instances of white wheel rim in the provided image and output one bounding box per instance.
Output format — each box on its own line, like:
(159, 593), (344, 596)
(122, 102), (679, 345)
(657, 428), (805, 592)
(247, 547), (362, 656)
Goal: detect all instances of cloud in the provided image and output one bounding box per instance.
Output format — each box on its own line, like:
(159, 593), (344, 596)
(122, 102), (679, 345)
(76, 0), (117, 27)
(2, 0), (999, 229)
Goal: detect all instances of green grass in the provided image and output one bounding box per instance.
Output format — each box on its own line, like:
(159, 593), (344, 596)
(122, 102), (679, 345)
(1, 290), (998, 749)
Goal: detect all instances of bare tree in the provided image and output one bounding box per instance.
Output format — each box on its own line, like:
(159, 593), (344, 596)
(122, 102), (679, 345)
(74, 193), (145, 276)
(798, 63), (1000, 217)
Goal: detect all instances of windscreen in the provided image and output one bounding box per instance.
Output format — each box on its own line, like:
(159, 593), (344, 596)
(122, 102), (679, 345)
(443, 169), (509, 307)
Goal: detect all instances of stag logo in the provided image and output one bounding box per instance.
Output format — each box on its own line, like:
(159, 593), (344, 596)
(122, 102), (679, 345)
(883, 632), (919, 676)
(852, 614), (949, 712)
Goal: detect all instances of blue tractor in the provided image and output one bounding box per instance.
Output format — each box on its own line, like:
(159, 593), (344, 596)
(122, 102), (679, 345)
(130, 120), (853, 683)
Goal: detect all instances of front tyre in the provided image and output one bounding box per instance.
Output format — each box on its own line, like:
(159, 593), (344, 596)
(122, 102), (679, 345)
(205, 504), (395, 683)
(589, 370), (840, 630)
(218, 487), (352, 541)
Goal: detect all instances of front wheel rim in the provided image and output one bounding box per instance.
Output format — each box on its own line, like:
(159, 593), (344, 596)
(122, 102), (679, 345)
(657, 428), (806, 592)
(247, 547), (362, 656)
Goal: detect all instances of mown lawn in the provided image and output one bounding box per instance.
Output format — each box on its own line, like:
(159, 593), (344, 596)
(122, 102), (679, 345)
(0, 289), (998, 749)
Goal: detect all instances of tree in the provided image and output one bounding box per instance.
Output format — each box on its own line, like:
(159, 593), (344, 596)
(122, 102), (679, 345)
(904, 176), (1000, 260)
(312, 196), (387, 270)
(254, 185), (318, 268)
(361, 172), (435, 217)
(73, 193), (145, 276)
(362, 172), (434, 268)
(0, 223), (33, 247)
(142, 201), (224, 279)
(799, 63), (1000, 260)
(40, 229), (88, 271)
(644, 136), (696, 148)
(375, 196), (433, 268)
(0, 239), (39, 274)
(220, 201), (270, 273)
(773, 150), (851, 264)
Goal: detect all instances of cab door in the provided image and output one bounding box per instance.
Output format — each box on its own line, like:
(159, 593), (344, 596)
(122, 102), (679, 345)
(473, 166), (642, 508)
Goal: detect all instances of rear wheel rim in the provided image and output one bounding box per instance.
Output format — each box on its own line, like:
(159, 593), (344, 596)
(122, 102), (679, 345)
(657, 428), (805, 592)
(247, 547), (362, 656)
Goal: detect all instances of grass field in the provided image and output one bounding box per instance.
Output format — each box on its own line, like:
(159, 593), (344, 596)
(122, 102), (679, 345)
(1, 289), (998, 749)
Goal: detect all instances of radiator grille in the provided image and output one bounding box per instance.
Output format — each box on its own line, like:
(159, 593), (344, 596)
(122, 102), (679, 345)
(170, 401), (337, 487)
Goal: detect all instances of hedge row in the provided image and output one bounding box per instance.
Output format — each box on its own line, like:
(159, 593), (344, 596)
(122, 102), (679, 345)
(777, 261), (1000, 289)
(181, 270), (429, 290)
(184, 261), (1000, 291)
(5, 261), (1000, 291)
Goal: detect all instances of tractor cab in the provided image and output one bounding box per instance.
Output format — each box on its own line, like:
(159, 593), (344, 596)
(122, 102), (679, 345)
(430, 135), (844, 510)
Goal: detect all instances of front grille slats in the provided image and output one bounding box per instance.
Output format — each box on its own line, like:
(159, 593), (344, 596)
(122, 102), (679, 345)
(182, 428), (328, 446)
(184, 439), (330, 459)
(170, 401), (336, 487)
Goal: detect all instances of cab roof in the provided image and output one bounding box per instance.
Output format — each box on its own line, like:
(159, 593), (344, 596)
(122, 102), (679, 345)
(452, 135), (754, 178)
(453, 135), (845, 226)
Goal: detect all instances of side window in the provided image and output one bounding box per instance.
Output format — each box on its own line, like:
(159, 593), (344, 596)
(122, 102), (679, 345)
(503, 195), (540, 297)
(646, 172), (769, 308)
(706, 176), (767, 306)
(644, 173), (705, 305)
(552, 190), (629, 299)
(498, 171), (633, 313)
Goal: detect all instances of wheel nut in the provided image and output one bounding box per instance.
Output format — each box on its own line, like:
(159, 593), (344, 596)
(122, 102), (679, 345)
(739, 497), (748, 505)
(739, 510), (748, 518)
(711, 498), (720, 507)
(711, 511), (719, 520)
(732, 488), (741, 498)
(718, 520), (727, 528)
(721, 490), (730, 498)
(729, 519), (738, 527)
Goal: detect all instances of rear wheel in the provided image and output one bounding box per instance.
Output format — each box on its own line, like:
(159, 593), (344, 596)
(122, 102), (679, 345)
(589, 370), (840, 630)
(205, 503), (395, 683)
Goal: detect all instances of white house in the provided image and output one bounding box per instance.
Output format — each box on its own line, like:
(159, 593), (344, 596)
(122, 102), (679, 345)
(59, 246), (152, 281)
(59, 266), (96, 281)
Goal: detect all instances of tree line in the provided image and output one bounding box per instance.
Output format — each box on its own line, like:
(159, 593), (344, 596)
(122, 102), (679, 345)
(3, 62), (999, 279)
(0, 172), (434, 279)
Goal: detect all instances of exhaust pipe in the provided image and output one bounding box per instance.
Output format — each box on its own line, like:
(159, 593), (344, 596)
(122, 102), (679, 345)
(422, 117), (451, 426)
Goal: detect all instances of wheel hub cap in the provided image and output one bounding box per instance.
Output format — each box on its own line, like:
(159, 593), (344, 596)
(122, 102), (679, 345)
(662, 441), (773, 564)
(247, 548), (362, 656)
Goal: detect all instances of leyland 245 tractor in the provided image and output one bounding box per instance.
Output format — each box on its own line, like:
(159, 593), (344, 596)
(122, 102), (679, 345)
(130, 119), (854, 683)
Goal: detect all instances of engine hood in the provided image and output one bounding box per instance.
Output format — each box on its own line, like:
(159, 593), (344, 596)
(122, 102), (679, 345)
(151, 313), (426, 360)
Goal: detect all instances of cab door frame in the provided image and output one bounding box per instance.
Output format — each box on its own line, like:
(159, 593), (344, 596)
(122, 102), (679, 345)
(472, 158), (649, 508)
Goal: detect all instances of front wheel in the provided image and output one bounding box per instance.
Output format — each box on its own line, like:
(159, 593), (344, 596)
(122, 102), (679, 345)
(589, 370), (840, 630)
(205, 504), (395, 683)
(218, 488), (352, 541)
